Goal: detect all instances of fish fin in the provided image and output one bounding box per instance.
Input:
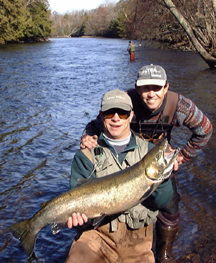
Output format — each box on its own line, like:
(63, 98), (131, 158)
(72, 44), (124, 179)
(40, 201), (48, 209)
(51, 222), (66, 235)
(9, 219), (36, 258)
(92, 215), (106, 228)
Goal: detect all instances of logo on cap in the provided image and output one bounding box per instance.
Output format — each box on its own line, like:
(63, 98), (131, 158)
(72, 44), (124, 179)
(101, 89), (133, 112)
(136, 64), (167, 87)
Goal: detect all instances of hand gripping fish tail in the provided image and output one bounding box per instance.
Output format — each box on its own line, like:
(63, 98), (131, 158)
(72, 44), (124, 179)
(9, 139), (179, 259)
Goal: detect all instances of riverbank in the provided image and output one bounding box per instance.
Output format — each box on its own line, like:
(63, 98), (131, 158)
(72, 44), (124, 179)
(0, 38), (215, 263)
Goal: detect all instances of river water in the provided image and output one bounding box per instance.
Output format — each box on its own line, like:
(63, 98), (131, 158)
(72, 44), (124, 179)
(0, 38), (215, 263)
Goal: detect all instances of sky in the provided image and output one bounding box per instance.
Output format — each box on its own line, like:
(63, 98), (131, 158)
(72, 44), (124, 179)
(48, 0), (118, 14)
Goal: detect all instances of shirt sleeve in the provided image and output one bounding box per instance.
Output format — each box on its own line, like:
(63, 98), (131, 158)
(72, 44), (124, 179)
(175, 94), (213, 161)
(70, 150), (95, 189)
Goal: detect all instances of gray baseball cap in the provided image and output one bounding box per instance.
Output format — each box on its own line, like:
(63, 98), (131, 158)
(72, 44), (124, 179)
(101, 89), (133, 112)
(136, 64), (167, 87)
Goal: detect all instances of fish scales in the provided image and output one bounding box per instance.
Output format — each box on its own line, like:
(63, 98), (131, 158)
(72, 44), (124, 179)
(9, 139), (179, 259)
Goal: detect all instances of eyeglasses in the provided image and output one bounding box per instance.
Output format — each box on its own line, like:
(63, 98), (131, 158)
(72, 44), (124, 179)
(102, 109), (131, 119)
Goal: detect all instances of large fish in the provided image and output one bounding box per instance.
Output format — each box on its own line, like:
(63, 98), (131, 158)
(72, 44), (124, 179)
(9, 139), (179, 258)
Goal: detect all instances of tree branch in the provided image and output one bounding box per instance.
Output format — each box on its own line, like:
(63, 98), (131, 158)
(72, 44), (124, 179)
(162, 0), (216, 68)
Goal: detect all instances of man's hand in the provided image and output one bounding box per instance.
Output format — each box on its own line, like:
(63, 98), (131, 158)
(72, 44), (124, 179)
(175, 154), (184, 168)
(67, 213), (88, 229)
(80, 135), (98, 149)
(166, 144), (182, 171)
(173, 159), (179, 171)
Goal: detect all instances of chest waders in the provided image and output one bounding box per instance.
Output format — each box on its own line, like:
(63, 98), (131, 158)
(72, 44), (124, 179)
(129, 44), (135, 62)
(130, 90), (178, 144)
(128, 89), (180, 263)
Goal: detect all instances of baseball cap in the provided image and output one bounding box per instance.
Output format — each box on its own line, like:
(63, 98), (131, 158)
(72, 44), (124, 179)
(101, 89), (133, 112)
(136, 64), (167, 87)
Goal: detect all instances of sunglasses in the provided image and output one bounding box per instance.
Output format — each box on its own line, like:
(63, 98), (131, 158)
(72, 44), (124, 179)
(102, 109), (131, 119)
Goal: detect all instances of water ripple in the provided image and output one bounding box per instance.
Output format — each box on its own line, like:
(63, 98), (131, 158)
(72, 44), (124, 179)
(0, 38), (215, 262)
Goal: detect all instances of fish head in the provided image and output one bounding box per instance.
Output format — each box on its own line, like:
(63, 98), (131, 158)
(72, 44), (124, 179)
(144, 139), (179, 182)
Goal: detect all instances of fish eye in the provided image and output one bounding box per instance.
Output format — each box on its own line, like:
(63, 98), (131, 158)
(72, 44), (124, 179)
(155, 153), (161, 161)
(156, 152), (164, 164)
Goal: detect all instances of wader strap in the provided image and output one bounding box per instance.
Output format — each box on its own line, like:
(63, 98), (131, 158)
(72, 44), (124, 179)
(163, 91), (179, 123)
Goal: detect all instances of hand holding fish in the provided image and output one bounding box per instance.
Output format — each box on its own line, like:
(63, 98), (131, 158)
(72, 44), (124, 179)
(67, 213), (88, 228)
(165, 144), (183, 171)
(9, 139), (179, 259)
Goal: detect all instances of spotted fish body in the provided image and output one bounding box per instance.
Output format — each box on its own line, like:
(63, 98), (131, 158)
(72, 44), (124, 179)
(10, 139), (179, 258)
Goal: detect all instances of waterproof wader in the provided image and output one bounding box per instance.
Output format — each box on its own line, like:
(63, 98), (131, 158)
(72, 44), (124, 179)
(128, 90), (180, 262)
(66, 221), (155, 263)
(155, 177), (180, 263)
(130, 52), (135, 62)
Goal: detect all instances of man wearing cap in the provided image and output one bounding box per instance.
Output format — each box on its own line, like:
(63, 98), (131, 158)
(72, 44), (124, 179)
(127, 41), (136, 61)
(80, 65), (213, 263)
(65, 89), (167, 263)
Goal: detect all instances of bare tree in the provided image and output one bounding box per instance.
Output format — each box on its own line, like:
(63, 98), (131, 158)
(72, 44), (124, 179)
(161, 0), (216, 68)
(213, 0), (216, 13)
(84, 3), (117, 36)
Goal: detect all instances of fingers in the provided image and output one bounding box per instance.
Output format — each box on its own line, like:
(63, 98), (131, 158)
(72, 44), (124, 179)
(73, 212), (88, 226)
(173, 153), (186, 170)
(176, 154), (184, 166)
(67, 213), (88, 229)
(92, 135), (98, 142)
(80, 135), (98, 149)
(173, 160), (179, 171)
(165, 144), (175, 155)
(165, 145), (181, 171)
(82, 213), (88, 223)
(67, 216), (73, 229)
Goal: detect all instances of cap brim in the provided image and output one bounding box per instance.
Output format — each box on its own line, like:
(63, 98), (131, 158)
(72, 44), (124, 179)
(102, 103), (132, 112)
(136, 79), (166, 87)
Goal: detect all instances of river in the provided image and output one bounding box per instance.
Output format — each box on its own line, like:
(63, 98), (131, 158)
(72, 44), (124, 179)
(0, 38), (215, 263)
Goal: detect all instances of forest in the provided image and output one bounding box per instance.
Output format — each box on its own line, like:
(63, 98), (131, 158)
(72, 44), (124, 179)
(0, 0), (215, 68)
(51, 0), (216, 68)
(0, 0), (51, 44)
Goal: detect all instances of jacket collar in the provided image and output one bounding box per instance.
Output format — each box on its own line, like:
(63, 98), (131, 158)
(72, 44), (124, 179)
(98, 130), (138, 154)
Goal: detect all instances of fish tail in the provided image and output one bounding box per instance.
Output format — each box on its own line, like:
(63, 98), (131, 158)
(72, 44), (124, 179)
(9, 219), (36, 258)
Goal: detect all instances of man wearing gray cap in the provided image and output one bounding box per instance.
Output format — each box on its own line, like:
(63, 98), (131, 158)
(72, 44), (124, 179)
(65, 89), (164, 263)
(128, 63), (212, 262)
(80, 64), (213, 263)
